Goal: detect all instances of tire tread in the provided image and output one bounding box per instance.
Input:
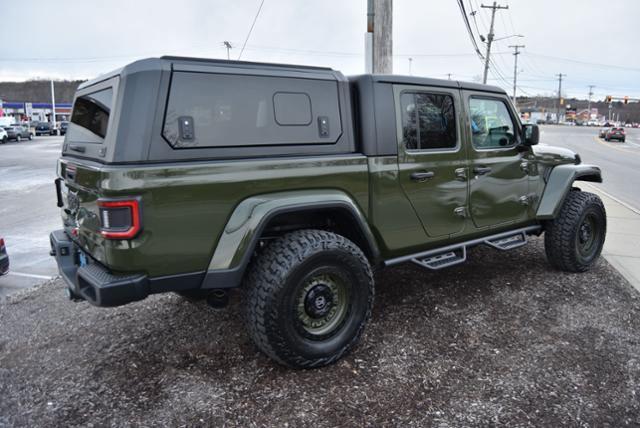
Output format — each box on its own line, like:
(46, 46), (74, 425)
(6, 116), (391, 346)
(544, 191), (606, 272)
(244, 229), (374, 368)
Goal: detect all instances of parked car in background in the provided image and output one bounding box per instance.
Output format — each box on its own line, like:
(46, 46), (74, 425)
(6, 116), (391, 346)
(59, 121), (69, 136)
(35, 122), (57, 136)
(4, 124), (33, 142)
(0, 127), (7, 144)
(598, 127), (610, 138)
(0, 237), (9, 275)
(605, 127), (625, 142)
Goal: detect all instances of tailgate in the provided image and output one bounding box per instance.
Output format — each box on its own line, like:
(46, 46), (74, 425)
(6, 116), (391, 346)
(57, 159), (107, 264)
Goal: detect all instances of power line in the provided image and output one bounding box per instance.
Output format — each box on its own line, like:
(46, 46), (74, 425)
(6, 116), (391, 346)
(456, 0), (484, 60)
(527, 52), (640, 72)
(472, 0), (489, 30)
(237, 0), (266, 60)
(467, 0), (482, 35)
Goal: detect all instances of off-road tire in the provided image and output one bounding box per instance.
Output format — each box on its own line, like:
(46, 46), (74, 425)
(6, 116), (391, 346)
(245, 229), (374, 368)
(544, 191), (606, 272)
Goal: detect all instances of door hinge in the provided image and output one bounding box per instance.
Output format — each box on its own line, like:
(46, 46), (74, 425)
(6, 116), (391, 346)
(454, 167), (467, 181)
(519, 195), (530, 206)
(454, 206), (467, 218)
(520, 161), (530, 173)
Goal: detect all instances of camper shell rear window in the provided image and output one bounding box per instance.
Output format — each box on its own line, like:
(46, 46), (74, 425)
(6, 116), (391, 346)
(68, 87), (113, 143)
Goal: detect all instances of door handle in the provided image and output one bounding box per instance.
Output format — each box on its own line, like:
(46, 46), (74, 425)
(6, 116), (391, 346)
(473, 166), (492, 175)
(410, 171), (435, 182)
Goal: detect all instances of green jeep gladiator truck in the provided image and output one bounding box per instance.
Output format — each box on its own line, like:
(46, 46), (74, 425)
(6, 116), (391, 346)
(50, 57), (605, 368)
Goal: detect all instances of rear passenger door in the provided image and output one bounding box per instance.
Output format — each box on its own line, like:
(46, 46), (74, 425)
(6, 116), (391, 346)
(394, 85), (468, 238)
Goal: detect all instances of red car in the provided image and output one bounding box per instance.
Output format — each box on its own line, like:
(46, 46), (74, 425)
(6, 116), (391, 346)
(605, 127), (625, 142)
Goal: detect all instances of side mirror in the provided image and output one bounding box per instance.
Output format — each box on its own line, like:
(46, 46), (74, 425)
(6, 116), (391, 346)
(522, 124), (539, 146)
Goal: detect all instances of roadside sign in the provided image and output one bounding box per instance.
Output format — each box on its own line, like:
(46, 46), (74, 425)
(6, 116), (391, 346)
(24, 102), (33, 117)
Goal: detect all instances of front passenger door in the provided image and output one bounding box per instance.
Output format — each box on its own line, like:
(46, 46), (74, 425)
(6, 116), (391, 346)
(465, 94), (529, 228)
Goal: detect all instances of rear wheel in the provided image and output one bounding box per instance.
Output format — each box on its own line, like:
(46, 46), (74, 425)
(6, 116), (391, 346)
(16, 135), (21, 142)
(544, 191), (606, 272)
(245, 229), (374, 368)
(1, 136), (6, 144)
(28, 134), (33, 140)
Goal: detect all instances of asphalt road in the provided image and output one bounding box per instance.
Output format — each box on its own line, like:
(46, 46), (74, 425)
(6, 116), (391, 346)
(539, 125), (640, 211)
(0, 136), (62, 300)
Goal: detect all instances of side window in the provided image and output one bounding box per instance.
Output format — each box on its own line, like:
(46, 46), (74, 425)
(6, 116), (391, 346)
(469, 97), (517, 149)
(401, 92), (457, 150)
(162, 72), (342, 148)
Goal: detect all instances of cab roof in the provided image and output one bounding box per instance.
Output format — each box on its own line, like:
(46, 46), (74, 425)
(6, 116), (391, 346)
(365, 74), (506, 94)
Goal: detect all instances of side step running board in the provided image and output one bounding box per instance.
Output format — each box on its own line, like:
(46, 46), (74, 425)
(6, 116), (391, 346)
(484, 231), (527, 251)
(412, 247), (466, 270)
(385, 225), (542, 271)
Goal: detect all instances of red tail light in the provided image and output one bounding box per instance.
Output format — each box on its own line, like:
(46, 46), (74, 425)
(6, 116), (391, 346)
(97, 199), (142, 239)
(0, 238), (5, 249)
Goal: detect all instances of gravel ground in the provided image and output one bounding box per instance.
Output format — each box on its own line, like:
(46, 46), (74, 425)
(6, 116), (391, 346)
(1, 237), (640, 427)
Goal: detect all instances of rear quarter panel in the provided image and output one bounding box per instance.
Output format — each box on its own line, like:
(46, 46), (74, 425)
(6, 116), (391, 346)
(59, 156), (369, 277)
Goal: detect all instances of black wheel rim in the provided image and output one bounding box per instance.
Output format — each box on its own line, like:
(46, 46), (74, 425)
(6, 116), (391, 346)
(576, 212), (600, 259)
(295, 271), (350, 339)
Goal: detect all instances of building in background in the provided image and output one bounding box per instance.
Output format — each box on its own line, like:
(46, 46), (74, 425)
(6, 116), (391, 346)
(0, 101), (72, 123)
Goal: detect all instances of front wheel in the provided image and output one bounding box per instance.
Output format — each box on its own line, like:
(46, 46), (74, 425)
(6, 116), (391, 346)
(544, 191), (606, 272)
(16, 135), (21, 142)
(245, 229), (374, 368)
(28, 134), (33, 140)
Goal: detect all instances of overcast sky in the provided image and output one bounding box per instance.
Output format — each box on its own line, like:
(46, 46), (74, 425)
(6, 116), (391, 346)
(1, 0), (638, 100)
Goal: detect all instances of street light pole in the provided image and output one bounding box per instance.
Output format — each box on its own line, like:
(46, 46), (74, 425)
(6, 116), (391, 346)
(556, 73), (565, 124)
(587, 85), (595, 113)
(223, 41), (233, 60)
(50, 80), (56, 132)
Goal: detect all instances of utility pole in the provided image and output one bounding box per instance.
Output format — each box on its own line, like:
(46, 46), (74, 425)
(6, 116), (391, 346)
(447, 73), (453, 80)
(365, 0), (393, 74)
(50, 80), (56, 131)
(587, 85), (595, 113)
(408, 57), (412, 75)
(223, 41), (233, 60)
(481, 2), (508, 84)
(508, 44), (524, 108)
(556, 73), (565, 124)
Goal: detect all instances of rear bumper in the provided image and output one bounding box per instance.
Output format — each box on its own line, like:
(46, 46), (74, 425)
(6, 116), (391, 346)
(49, 229), (148, 307)
(49, 229), (207, 307)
